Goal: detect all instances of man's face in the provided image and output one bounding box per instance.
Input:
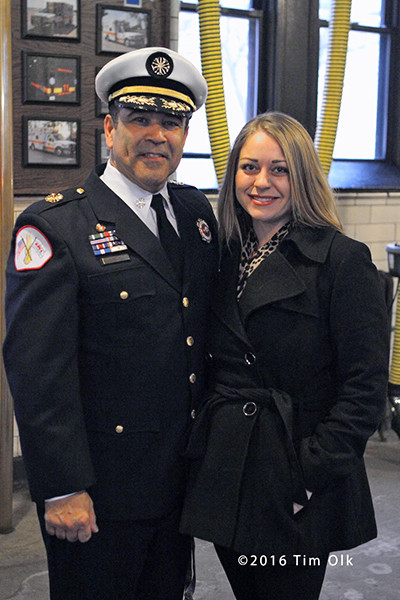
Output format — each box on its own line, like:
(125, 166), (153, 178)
(104, 108), (189, 193)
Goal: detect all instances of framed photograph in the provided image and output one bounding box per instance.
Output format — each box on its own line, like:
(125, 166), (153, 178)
(96, 129), (111, 164)
(96, 4), (151, 55)
(23, 52), (80, 105)
(23, 117), (80, 167)
(22, 0), (80, 41)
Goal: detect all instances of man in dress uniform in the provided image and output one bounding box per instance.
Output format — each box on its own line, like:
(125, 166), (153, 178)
(3, 47), (218, 599)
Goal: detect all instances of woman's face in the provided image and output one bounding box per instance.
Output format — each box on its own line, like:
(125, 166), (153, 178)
(235, 130), (292, 244)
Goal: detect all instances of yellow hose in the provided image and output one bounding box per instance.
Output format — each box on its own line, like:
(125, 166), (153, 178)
(198, 0), (230, 186)
(314, 0), (352, 174)
(388, 275), (400, 436)
(390, 299), (400, 384)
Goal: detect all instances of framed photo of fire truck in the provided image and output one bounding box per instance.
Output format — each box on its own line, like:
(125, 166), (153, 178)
(21, 0), (80, 41)
(23, 117), (80, 167)
(22, 52), (80, 105)
(96, 4), (151, 55)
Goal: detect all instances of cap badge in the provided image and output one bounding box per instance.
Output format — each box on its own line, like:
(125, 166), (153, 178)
(196, 219), (212, 243)
(146, 52), (174, 79)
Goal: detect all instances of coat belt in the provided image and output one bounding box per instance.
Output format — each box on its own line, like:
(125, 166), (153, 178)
(184, 384), (308, 507)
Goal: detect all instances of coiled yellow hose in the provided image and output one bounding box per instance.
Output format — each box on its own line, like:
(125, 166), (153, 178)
(389, 303), (400, 384)
(198, 0), (231, 186)
(314, 0), (352, 174)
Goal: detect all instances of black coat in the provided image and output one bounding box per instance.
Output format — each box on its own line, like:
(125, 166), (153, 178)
(3, 165), (219, 520)
(181, 226), (389, 557)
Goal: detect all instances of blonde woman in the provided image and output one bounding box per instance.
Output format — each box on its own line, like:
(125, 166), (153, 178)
(181, 112), (389, 600)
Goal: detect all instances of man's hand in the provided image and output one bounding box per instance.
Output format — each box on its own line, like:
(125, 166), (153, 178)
(45, 491), (99, 543)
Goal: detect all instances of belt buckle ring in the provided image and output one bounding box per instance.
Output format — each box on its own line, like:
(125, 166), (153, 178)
(242, 401), (257, 417)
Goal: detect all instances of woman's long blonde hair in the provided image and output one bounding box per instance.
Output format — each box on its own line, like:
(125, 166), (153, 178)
(218, 111), (343, 244)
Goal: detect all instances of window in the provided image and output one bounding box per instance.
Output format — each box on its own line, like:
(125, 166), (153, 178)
(178, 0), (400, 191)
(318, 0), (391, 160)
(317, 0), (400, 188)
(178, 1), (261, 190)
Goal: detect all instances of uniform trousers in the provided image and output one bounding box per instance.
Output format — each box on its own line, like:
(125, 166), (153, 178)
(215, 545), (328, 600)
(37, 506), (191, 600)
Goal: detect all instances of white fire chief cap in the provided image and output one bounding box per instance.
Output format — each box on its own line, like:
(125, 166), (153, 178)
(95, 47), (207, 117)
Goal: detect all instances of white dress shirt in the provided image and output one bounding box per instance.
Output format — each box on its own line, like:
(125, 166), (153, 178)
(100, 160), (180, 237)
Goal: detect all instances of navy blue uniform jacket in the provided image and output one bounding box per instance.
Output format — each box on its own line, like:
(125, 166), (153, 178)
(3, 165), (218, 520)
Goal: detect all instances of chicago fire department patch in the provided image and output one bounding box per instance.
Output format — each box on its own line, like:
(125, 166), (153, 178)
(14, 226), (53, 271)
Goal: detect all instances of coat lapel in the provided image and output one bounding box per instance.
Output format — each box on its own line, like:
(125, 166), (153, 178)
(212, 243), (251, 346)
(212, 228), (328, 345)
(238, 249), (308, 322)
(85, 169), (181, 291)
(168, 184), (216, 294)
(168, 185), (193, 287)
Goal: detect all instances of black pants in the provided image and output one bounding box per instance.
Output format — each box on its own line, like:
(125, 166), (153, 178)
(37, 507), (191, 600)
(215, 545), (328, 600)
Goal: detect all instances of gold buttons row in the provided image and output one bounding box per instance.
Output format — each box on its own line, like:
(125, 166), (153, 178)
(119, 292), (189, 304)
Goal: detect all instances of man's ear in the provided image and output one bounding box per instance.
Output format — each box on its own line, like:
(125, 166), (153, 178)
(104, 114), (114, 149)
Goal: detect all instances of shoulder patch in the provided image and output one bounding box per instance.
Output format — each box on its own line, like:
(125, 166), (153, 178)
(15, 226), (53, 271)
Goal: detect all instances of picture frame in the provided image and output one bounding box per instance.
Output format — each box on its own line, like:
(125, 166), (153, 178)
(96, 4), (151, 55)
(23, 52), (80, 105)
(96, 129), (111, 164)
(23, 117), (80, 167)
(22, 0), (80, 41)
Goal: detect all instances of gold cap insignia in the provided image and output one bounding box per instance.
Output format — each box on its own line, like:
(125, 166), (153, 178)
(45, 192), (63, 203)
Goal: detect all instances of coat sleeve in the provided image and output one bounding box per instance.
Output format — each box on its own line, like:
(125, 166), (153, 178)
(2, 210), (96, 503)
(299, 240), (389, 490)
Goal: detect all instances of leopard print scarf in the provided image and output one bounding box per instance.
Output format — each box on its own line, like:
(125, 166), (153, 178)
(237, 223), (291, 300)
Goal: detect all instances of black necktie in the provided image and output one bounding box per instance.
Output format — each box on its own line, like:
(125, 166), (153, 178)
(151, 194), (183, 278)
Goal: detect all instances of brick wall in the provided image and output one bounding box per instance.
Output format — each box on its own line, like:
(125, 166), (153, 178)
(337, 191), (400, 271)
